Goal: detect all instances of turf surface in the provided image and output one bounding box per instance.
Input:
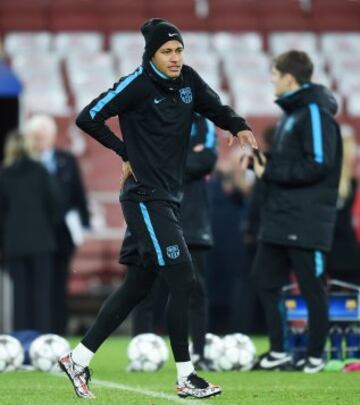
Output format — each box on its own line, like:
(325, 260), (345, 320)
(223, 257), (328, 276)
(0, 336), (359, 404)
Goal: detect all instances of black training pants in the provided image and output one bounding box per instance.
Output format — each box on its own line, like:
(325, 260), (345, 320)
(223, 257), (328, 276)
(8, 253), (53, 333)
(252, 242), (328, 358)
(82, 263), (194, 362)
(131, 247), (209, 357)
(82, 199), (195, 362)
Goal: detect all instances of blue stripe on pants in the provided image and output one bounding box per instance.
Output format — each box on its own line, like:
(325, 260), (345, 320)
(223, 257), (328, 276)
(314, 250), (324, 277)
(139, 202), (165, 267)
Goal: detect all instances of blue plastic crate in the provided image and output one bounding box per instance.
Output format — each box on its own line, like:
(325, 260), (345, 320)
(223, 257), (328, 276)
(284, 293), (360, 321)
(283, 279), (360, 322)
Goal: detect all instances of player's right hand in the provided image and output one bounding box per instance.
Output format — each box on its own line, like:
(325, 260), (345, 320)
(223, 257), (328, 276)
(229, 130), (258, 149)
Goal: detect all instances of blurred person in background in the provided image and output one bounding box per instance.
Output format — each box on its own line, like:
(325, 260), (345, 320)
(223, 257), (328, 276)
(25, 115), (90, 336)
(249, 50), (342, 373)
(242, 125), (276, 259)
(225, 146), (260, 335)
(207, 146), (254, 334)
(180, 115), (217, 368)
(127, 114), (217, 371)
(326, 124), (360, 285)
(0, 130), (56, 332)
(0, 39), (22, 163)
(59, 17), (256, 400)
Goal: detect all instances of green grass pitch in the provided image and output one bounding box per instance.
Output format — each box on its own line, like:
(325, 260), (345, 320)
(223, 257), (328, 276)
(0, 336), (359, 404)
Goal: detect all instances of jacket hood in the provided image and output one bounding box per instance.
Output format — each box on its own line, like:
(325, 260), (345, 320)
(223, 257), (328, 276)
(276, 83), (338, 115)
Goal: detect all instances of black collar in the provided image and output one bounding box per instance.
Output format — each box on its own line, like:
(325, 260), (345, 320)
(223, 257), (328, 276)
(142, 59), (184, 93)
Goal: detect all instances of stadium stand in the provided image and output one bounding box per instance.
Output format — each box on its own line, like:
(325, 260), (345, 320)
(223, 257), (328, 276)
(212, 31), (263, 55)
(110, 32), (145, 76)
(0, 0), (359, 330)
(4, 31), (52, 55)
(10, 53), (69, 116)
(66, 51), (116, 113)
(54, 31), (105, 56)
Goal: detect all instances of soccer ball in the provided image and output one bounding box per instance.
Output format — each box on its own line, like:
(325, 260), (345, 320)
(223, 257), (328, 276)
(190, 333), (224, 370)
(0, 335), (24, 372)
(29, 334), (71, 372)
(219, 333), (257, 371)
(199, 333), (225, 371)
(127, 333), (168, 372)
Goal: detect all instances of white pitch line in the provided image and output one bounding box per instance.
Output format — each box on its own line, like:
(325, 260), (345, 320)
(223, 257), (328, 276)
(92, 378), (211, 404)
(56, 374), (211, 404)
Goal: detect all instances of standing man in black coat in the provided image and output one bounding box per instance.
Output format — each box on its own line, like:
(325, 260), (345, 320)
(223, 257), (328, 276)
(128, 113), (217, 369)
(25, 115), (90, 335)
(0, 131), (57, 332)
(250, 51), (342, 373)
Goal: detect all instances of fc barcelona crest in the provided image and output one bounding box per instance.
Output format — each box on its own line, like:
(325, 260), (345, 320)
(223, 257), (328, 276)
(179, 87), (192, 104)
(166, 244), (180, 260)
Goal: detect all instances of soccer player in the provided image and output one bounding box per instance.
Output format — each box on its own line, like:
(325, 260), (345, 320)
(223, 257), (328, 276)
(128, 114), (218, 371)
(59, 18), (256, 399)
(250, 50), (342, 373)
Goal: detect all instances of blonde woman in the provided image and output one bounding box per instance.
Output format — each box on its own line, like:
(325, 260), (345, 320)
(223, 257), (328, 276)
(0, 130), (57, 332)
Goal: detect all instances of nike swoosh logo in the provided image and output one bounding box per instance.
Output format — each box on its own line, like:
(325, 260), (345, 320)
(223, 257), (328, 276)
(154, 97), (166, 104)
(168, 33), (178, 37)
(260, 356), (290, 368)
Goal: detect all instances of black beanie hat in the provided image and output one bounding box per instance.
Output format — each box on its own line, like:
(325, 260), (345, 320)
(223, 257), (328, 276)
(141, 18), (184, 59)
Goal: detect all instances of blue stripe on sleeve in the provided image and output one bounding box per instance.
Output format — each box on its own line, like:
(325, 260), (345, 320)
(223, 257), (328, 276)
(139, 202), (165, 267)
(204, 119), (216, 149)
(308, 103), (324, 163)
(314, 250), (324, 277)
(89, 66), (143, 119)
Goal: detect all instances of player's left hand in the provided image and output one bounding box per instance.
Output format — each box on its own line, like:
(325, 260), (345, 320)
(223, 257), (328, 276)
(228, 130), (258, 149)
(120, 161), (135, 189)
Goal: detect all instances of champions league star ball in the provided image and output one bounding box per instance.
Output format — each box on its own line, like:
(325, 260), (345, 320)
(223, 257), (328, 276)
(127, 333), (169, 372)
(30, 334), (71, 372)
(197, 333), (225, 371)
(219, 333), (257, 371)
(0, 335), (24, 372)
(190, 333), (224, 371)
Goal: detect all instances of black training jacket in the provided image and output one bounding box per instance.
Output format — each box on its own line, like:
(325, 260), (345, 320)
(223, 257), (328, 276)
(259, 84), (342, 252)
(76, 61), (250, 203)
(180, 114), (217, 248)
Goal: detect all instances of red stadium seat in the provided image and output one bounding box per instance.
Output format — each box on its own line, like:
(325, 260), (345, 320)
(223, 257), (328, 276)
(148, 0), (209, 30)
(311, 0), (360, 32)
(0, 0), (48, 32)
(99, 0), (147, 32)
(260, 0), (311, 32)
(208, 0), (260, 31)
(49, 0), (101, 31)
